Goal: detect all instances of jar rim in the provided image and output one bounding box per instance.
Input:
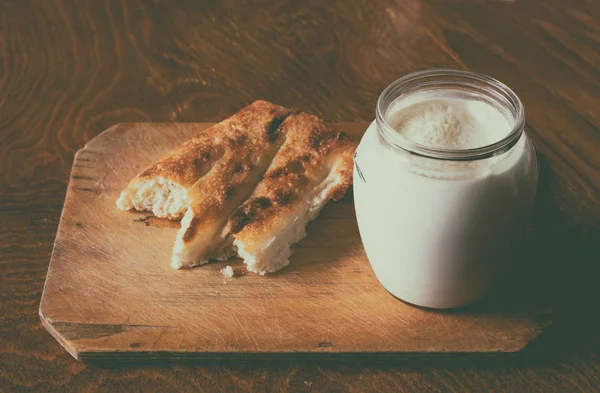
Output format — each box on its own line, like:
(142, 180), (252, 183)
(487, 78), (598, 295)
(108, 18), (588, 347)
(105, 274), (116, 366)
(375, 69), (525, 161)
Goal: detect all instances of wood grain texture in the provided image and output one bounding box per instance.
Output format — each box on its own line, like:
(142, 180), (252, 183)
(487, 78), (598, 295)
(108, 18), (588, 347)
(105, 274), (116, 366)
(1, 0), (599, 391)
(38, 122), (551, 361)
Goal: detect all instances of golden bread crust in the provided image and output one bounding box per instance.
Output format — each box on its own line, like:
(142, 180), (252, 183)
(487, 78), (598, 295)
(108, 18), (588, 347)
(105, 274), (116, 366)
(227, 113), (358, 248)
(128, 100), (292, 189)
(173, 102), (293, 265)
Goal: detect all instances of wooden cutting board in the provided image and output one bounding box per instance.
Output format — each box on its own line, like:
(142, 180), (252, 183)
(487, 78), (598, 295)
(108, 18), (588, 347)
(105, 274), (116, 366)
(39, 122), (552, 362)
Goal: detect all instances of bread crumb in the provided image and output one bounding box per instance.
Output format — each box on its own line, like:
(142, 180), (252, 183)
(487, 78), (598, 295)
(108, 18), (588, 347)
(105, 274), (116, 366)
(221, 265), (234, 278)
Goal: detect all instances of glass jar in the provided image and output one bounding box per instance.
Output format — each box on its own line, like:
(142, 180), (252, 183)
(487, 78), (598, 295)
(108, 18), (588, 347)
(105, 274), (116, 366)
(353, 69), (538, 309)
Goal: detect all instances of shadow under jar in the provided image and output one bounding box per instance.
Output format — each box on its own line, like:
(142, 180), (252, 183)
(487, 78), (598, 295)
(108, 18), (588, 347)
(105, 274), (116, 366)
(353, 69), (538, 309)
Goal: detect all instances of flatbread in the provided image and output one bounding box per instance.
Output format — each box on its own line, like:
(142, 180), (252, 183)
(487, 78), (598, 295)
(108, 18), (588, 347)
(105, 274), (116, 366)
(171, 103), (294, 268)
(116, 101), (291, 219)
(117, 102), (357, 274)
(226, 113), (357, 274)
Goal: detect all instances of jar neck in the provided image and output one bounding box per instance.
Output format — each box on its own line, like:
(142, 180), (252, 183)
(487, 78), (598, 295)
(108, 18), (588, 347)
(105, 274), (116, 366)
(376, 69), (525, 161)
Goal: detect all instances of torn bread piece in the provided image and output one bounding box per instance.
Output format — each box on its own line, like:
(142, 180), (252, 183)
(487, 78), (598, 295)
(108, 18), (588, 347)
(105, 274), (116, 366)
(116, 132), (220, 219)
(171, 105), (293, 268)
(226, 113), (358, 275)
(116, 101), (290, 219)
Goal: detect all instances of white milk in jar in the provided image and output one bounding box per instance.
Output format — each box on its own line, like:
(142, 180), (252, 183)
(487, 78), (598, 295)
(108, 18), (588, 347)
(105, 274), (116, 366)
(353, 70), (538, 309)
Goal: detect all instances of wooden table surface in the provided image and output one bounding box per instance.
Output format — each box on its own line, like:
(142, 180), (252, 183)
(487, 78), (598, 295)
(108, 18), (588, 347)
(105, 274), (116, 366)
(1, 0), (599, 392)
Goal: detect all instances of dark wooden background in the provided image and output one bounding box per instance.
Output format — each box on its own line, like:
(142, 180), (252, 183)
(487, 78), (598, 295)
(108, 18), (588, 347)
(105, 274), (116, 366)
(1, 0), (599, 391)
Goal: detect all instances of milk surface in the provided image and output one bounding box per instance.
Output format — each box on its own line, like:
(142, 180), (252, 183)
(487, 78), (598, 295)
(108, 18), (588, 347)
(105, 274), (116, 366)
(387, 96), (511, 149)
